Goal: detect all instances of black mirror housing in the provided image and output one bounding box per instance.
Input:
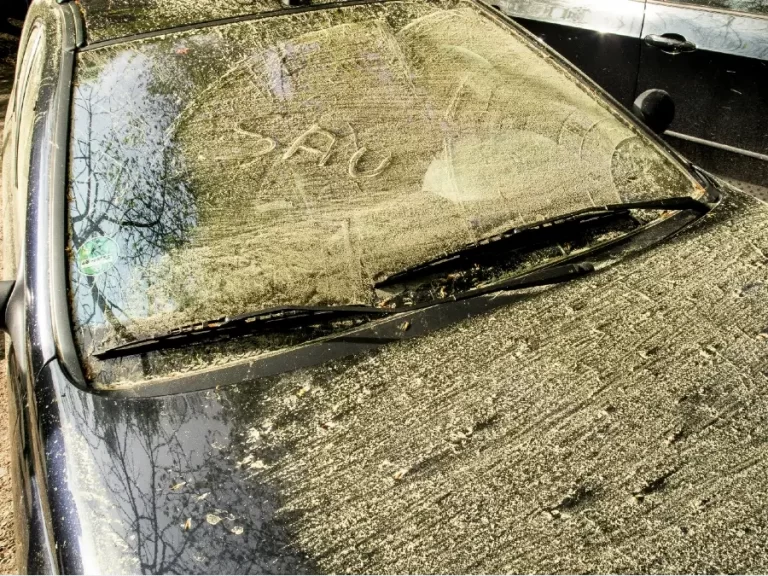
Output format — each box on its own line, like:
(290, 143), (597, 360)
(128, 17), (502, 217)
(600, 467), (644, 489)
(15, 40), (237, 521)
(633, 89), (675, 135)
(0, 281), (15, 334)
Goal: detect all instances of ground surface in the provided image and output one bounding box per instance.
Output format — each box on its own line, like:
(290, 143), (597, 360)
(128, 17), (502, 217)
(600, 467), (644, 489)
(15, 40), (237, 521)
(0, 33), (16, 575)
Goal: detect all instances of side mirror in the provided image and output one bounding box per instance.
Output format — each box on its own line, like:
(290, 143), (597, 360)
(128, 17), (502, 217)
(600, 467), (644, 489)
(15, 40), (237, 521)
(632, 89), (675, 135)
(0, 281), (15, 334)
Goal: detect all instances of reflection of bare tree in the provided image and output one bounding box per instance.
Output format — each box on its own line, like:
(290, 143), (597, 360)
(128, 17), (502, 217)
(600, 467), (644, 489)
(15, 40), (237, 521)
(70, 84), (193, 263)
(705, 0), (768, 16)
(68, 54), (197, 348)
(653, 4), (768, 59)
(497, 0), (644, 36)
(69, 392), (313, 574)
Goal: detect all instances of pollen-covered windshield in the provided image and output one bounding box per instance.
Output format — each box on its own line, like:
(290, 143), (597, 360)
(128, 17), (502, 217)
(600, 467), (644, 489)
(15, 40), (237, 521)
(67, 0), (701, 381)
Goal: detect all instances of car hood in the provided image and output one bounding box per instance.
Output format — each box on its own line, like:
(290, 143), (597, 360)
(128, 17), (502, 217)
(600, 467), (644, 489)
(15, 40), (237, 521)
(56, 187), (768, 573)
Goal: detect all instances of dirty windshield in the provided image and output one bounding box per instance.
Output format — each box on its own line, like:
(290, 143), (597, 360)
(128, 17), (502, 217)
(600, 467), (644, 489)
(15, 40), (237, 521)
(67, 0), (700, 384)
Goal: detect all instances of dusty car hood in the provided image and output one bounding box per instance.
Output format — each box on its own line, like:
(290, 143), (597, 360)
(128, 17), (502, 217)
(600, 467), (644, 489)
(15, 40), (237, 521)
(57, 188), (768, 573)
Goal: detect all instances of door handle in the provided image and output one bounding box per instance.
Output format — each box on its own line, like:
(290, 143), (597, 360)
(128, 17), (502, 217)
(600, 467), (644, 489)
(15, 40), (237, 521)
(645, 33), (697, 55)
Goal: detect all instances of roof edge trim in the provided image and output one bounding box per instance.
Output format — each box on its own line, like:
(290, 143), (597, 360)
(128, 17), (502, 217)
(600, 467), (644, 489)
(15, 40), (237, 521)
(79, 0), (388, 51)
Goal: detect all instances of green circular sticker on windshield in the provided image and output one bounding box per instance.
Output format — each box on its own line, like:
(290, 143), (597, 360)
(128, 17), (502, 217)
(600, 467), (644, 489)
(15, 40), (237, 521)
(76, 236), (119, 276)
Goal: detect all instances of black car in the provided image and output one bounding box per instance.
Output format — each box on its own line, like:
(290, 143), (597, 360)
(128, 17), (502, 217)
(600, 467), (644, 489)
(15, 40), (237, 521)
(3, 0), (768, 573)
(494, 0), (768, 191)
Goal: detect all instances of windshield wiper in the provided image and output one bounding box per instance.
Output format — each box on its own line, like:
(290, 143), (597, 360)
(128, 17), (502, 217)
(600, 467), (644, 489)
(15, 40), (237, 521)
(375, 196), (710, 288)
(95, 195), (712, 361)
(94, 262), (594, 360)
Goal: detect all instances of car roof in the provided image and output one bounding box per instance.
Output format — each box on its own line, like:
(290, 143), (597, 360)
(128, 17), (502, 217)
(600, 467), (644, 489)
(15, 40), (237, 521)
(74, 0), (352, 45)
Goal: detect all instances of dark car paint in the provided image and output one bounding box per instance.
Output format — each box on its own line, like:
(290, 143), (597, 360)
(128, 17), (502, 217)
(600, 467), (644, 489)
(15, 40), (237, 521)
(3, 0), (732, 573)
(497, 0), (768, 188)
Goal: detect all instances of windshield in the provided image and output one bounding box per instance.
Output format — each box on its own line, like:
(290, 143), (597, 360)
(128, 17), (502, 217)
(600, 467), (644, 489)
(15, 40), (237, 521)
(67, 0), (702, 384)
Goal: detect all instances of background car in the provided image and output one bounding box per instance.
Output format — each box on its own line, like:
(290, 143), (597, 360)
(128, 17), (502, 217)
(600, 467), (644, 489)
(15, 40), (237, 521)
(493, 0), (768, 196)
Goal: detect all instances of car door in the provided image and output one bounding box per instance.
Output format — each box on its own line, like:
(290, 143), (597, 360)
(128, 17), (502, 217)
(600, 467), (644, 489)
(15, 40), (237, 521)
(637, 0), (768, 188)
(492, 0), (647, 109)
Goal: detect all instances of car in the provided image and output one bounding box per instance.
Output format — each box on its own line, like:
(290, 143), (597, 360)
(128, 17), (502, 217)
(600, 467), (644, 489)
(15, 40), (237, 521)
(3, 0), (768, 573)
(492, 0), (768, 193)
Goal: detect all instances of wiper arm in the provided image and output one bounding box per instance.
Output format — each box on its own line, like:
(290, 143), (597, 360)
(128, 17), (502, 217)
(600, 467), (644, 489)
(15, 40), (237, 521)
(375, 196), (709, 288)
(94, 305), (392, 360)
(94, 262), (594, 360)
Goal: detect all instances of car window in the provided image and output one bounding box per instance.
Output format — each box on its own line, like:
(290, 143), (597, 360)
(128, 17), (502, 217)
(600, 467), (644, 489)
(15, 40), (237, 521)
(2, 24), (45, 277)
(656, 0), (768, 16)
(67, 0), (702, 385)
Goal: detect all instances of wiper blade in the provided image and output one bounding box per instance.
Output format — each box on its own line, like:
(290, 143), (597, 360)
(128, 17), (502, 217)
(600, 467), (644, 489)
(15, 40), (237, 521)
(94, 262), (594, 360)
(375, 196), (709, 288)
(93, 305), (392, 360)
